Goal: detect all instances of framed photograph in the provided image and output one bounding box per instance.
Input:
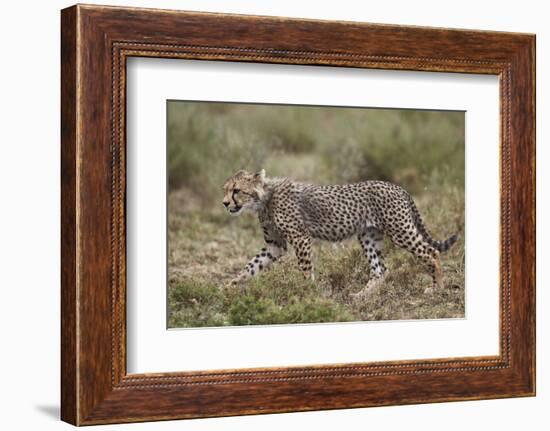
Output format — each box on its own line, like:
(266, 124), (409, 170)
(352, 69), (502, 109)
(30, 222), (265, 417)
(61, 4), (535, 425)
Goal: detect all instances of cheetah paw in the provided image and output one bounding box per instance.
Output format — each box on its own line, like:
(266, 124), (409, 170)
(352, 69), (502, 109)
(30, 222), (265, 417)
(351, 276), (385, 301)
(350, 286), (376, 301)
(225, 275), (246, 289)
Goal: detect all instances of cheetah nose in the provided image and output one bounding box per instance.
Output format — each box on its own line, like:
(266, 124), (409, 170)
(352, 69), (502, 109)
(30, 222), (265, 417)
(223, 201), (230, 207)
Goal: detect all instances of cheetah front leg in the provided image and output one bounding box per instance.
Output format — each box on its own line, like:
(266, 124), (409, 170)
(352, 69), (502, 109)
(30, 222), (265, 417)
(230, 243), (286, 286)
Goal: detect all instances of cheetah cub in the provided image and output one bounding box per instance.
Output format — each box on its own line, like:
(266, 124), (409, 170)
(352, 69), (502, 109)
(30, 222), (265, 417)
(222, 169), (458, 298)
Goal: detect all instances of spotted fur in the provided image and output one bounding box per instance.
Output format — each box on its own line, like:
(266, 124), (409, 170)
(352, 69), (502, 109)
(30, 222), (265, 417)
(222, 169), (458, 296)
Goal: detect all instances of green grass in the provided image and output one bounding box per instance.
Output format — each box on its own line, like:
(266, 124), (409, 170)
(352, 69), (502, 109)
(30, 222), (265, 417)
(166, 101), (465, 328)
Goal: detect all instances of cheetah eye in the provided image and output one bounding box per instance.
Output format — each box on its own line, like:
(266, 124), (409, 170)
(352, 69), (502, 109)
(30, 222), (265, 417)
(233, 188), (240, 194)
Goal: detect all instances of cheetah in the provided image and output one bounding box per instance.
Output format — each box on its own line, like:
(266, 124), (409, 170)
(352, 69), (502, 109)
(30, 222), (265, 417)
(222, 169), (458, 298)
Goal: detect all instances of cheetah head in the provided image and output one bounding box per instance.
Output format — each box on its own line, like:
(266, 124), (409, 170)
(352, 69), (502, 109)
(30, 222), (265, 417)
(222, 169), (266, 216)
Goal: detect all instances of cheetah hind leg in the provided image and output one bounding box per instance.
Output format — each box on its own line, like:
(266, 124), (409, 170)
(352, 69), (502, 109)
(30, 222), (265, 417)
(387, 227), (444, 295)
(351, 228), (387, 301)
(422, 251), (443, 295)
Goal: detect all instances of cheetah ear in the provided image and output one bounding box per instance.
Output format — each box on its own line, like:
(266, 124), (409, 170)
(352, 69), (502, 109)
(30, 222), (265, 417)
(254, 169), (266, 184)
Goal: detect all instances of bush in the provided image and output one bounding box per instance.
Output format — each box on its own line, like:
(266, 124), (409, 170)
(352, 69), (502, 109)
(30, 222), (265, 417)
(168, 102), (464, 204)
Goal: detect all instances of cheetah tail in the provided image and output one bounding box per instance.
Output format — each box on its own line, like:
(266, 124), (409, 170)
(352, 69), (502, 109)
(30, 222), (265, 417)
(409, 196), (459, 253)
(436, 234), (459, 252)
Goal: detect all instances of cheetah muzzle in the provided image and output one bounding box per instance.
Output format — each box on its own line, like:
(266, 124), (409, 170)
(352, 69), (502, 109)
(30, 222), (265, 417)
(222, 169), (459, 298)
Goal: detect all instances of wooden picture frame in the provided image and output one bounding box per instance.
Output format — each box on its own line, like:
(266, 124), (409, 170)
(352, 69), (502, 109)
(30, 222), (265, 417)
(61, 4), (535, 425)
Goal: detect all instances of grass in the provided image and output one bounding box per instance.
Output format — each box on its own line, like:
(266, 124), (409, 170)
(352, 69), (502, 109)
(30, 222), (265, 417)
(167, 177), (465, 328)
(167, 102), (465, 328)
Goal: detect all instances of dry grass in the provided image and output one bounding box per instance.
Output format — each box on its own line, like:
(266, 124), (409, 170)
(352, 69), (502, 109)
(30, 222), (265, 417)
(167, 102), (465, 328)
